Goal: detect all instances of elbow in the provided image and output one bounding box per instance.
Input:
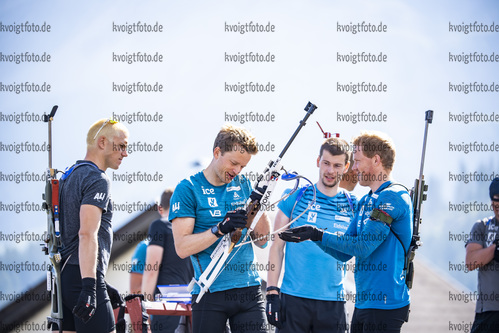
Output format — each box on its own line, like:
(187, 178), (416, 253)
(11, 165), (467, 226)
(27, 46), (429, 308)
(465, 257), (479, 271)
(177, 252), (190, 260)
(78, 230), (96, 242)
(174, 243), (191, 259)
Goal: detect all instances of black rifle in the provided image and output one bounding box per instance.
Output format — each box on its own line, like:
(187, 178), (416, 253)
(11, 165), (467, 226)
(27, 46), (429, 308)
(406, 110), (433, 289)
(41, 105), (63, 333)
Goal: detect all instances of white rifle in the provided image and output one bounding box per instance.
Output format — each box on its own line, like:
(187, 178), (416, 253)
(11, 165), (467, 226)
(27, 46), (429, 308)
(189, 102), (318, 302)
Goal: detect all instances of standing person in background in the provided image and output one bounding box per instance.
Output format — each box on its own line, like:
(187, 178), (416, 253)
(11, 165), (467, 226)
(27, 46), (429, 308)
(58, 119), (129, 333)
(267, 137), (357, 332)
(340, 151), (358, 192)
(465, 177), (499, 333)
(129, 239), (149, 293)
(142, 188), (194, 333)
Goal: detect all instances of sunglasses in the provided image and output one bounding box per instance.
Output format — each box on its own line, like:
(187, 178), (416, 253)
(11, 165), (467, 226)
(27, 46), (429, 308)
(93, 119), (118, 140)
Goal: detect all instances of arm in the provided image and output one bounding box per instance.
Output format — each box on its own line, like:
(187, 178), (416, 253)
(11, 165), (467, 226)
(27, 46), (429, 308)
(267, 210), (288, 294)
(129, 273), (143, 294)
(141, 245), (163, 301)
(79, 204), (102, 279)
(252, 212), (271, 248)
(172, 217), (221, 259)
(465, 242), (495, 271)
(316, 238), (353, 262)
(316, 213), (357, 262)
(321, 219), (390, 258)
(129, 241), (148, 293)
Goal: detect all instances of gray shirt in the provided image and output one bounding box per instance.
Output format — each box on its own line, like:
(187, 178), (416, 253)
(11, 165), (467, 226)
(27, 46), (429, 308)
(59, 160), (113, 275)
(466, 216), (499, 313)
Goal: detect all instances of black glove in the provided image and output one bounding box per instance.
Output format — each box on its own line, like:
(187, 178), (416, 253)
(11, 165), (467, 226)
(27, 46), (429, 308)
(218, 210), (247, 234)
(266, 294), (283, 329)
(250, 184), (267, 202)
(73, 277), (97, 323)
(106, 281), (124, 309)
(279, 225), (324, 243)
(494, 239), (499, 262)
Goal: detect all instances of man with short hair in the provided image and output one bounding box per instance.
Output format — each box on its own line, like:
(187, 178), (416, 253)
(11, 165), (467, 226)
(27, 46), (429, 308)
(266, 137), (357, 332)
(340, 152), (358, 191)
(170, 124), (270, 333)
(280, 131), (412, 333)
(465, 177), (499, 333)
(58, 119), (129, 333)
(142, 188), (194, 333)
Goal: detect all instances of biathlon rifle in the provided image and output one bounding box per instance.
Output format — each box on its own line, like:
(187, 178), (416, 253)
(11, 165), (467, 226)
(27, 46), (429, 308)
(40, 105), (63, 333)
(405, 110), (433, 289)
(188, 102), (318, 302)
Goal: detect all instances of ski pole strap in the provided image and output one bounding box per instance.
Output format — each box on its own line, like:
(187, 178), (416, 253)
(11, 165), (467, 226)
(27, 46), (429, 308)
(370, 208), (393, 225)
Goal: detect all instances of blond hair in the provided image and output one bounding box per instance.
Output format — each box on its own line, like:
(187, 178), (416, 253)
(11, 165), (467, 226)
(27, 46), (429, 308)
(353, 131), (396, 171)
(213, 124), (258, 155)
(86, 119), (129, 148)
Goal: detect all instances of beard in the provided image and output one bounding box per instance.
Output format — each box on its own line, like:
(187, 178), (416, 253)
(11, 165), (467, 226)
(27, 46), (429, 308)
(321, 174), (340, 188)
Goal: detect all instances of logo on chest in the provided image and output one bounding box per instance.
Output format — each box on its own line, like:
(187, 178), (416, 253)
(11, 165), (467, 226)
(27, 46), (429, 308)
(210, 210), (222, 217)
(208, 197), (218, 207)
(202, 187), (215, 195)
(307, 212), (317, 223)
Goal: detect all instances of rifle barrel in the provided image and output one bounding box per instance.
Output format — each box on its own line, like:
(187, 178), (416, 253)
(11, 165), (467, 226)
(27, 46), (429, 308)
(279, 102), (317, 159)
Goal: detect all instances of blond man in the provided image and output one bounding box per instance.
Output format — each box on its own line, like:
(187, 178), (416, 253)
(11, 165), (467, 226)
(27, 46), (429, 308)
(171, 124), (270, 333)
(58, 119), (129, 333)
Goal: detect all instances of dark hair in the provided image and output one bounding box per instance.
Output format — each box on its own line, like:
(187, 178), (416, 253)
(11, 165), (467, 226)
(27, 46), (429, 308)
(319, 137), (351, 164)
(160, 188), (174, 209)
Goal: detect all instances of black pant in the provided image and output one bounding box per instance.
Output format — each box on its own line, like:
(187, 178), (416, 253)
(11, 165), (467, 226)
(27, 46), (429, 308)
(351, 305), (410, 333)
(471, 311), (499, 333)
(277, 293), (347, 333)
(191, 285), (267, 333)
(56, 264), (114, 333)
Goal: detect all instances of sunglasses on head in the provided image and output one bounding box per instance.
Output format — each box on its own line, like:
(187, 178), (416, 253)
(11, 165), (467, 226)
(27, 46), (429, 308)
(93, 119), (118, 140)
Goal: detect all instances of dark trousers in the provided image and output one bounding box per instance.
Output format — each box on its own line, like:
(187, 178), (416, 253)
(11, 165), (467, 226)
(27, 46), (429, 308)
(277, 293), (347, 333)
(191, 285), (267, 333)
(351, 305), (410, 333)
(56, 264), (114, 333)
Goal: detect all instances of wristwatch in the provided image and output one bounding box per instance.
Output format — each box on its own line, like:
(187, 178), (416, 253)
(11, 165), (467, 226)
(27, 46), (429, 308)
(211, 224), (223, 238)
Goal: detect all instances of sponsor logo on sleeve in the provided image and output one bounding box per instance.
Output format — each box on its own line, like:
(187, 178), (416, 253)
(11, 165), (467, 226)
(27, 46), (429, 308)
(94, 193), (106, 201)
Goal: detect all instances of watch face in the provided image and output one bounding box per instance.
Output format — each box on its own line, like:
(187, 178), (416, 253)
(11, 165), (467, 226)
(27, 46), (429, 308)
(211, 225), (221, 237)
